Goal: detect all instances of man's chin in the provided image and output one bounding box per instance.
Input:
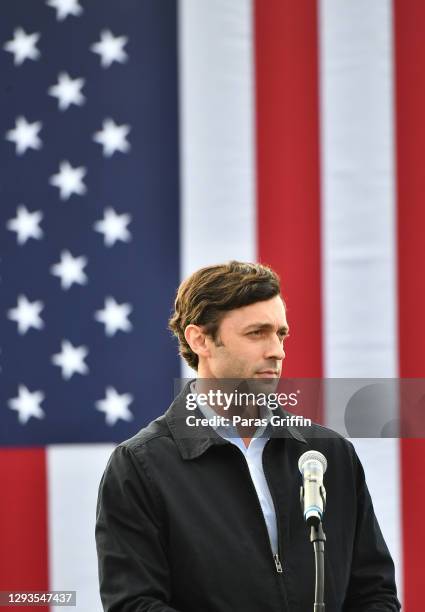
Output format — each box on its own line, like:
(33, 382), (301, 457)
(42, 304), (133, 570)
(248, 375), (280, 394)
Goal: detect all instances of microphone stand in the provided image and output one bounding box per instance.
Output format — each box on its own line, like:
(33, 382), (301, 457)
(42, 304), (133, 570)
(300, 485), (327, 611)
(310, 521), (326, 612)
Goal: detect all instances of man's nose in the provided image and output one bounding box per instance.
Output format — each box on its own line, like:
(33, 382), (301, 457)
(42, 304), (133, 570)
(264, 334), (285, 361)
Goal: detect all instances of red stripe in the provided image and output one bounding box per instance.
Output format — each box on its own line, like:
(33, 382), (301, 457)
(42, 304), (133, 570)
(400, 440), (424, 610)
(254, 0), (323, 385)
(393, 0), (425, 607)
(0, 449), (49, 612)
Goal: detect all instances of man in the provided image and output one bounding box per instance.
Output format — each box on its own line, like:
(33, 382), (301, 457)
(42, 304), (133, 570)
(96, 261), (400, 611)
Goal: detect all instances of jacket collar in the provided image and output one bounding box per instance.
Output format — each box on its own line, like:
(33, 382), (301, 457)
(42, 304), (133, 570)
(165, 380), (307, 460)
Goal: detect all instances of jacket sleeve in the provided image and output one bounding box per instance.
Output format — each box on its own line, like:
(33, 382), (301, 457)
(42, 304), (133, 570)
(343, 447), (401, 611)
(95, 444), (182, 612)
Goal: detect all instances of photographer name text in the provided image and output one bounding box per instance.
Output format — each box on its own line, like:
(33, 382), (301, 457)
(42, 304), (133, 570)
(186, 414), (311, 428)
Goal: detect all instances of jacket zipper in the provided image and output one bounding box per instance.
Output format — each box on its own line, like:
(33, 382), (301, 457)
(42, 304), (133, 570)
(261, 441), (284, 574)
(273, 553), (283, 573)
(233, 444), (284, 575)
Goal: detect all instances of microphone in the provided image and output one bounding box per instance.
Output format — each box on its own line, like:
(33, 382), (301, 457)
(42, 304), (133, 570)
(298, 450), (327, 527)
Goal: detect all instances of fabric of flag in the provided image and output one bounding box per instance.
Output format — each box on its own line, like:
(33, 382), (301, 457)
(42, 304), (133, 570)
(0, 1), (423, 611)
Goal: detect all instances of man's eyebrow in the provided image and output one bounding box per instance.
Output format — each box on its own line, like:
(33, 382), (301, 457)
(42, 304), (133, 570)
(243, 322), (290, 334)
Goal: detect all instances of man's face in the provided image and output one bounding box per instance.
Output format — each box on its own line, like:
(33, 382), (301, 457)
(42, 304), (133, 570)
(201, 295), (289, 381)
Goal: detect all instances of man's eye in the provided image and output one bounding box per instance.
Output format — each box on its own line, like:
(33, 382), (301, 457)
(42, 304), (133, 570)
(249, 330), (263, 336)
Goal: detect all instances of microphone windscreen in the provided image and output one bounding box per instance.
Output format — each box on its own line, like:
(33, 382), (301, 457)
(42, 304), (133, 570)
(298, 450), (327, 474)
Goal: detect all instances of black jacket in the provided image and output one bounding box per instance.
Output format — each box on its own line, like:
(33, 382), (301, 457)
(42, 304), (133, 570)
(96, 382), (401, 611)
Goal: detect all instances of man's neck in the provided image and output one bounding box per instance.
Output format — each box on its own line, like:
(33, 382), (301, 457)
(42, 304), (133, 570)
(193, 378), (263, 445)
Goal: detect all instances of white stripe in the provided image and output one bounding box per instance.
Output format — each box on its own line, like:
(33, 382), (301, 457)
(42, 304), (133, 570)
(318, 0), (402, 599)
(47, 444), (115, 612)
(178, 0), (256, 377)
(352, 438), (401, 569)
(319, 0), (398, 378)
(178, 0), (256, 275)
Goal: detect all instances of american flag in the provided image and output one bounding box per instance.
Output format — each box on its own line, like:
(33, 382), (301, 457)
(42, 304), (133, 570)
(1, 0), (424, 610)
(1, 1), (179, 610)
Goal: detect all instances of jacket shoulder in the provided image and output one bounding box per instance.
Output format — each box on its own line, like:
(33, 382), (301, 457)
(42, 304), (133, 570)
(119, 415), (172, 455)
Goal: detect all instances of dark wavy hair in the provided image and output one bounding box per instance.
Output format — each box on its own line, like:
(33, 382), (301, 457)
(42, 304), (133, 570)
(168, 260), (282, 370)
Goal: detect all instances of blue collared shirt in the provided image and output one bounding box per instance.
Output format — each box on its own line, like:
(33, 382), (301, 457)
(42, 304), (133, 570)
(190, 382), (278, 554)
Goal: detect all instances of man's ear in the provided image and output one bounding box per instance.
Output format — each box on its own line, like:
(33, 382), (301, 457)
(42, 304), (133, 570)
(184, 324), (211, 359)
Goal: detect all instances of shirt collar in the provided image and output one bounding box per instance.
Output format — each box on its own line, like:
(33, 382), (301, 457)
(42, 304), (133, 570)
(190, 380), (273, 440)
(165, 380), (307, 460)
